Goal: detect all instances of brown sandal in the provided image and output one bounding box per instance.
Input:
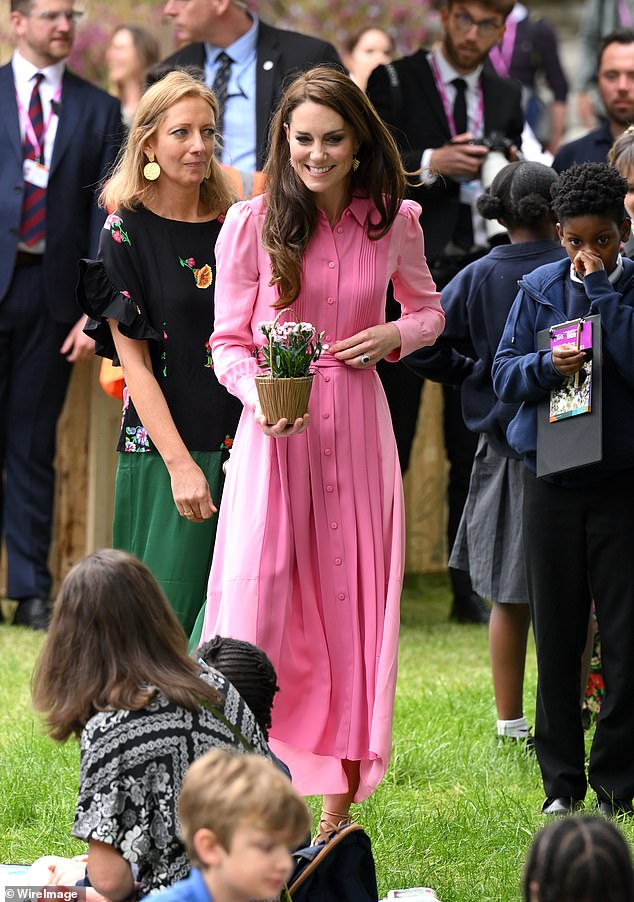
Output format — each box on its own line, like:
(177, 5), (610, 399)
(312, 808), (355, 845)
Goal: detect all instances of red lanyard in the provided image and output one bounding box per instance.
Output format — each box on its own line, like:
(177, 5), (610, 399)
(489, 17), (518, 78)
(429, 53), (484, 137)
(16, 79), (62, 164)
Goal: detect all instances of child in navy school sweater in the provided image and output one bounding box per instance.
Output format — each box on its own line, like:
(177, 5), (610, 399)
(407, 161), (565, 748)
(492, 162), (634, 817)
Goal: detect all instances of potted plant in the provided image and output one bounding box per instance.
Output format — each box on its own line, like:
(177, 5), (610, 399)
(255, 309), (326, 424)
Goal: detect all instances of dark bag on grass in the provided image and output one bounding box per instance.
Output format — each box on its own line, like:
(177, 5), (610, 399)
(287, 823), (379, 901)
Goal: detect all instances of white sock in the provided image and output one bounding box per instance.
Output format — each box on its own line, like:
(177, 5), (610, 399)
(497, 716), (529, 738)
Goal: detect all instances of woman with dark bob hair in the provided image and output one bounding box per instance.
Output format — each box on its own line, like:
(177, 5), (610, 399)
(196, 66), (444, 840)
(32, 549), (269, 899)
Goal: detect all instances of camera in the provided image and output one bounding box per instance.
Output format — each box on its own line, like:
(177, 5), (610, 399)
(478, 131), (514, 190)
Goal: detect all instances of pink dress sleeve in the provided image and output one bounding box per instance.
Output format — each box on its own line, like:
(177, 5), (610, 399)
(385, 199), (445, 361)
(210, 200), (262, 408)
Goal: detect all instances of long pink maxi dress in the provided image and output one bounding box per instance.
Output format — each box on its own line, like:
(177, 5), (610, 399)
(201, 194), (443, 800)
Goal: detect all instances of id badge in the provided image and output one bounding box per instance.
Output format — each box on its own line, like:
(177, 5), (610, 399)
(460, 179), (481, 205)
(23, 158), (49, 189)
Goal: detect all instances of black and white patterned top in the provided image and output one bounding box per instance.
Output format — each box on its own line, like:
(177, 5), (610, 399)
(72, 669), (269, 896)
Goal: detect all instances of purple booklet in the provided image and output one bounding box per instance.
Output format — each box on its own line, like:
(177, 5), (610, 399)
(549, 319), (593, 422)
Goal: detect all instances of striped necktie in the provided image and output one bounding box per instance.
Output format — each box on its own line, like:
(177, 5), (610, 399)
(212, 51), (233, 158)
(20, 72), (47, 247)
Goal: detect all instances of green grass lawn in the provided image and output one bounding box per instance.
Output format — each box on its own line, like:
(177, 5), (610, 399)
(1, 575), (632, 901)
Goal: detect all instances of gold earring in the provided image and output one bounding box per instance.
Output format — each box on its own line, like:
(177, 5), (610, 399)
(205, 157), (213, 180)
(352, 157), (360, 172)
(143, 152), (161, 181)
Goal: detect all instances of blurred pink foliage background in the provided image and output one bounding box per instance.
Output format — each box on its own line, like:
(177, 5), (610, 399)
(1, 0), (438, 84)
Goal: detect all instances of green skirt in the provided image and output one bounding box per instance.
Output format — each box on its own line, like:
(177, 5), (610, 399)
(113, 450), (225, 638)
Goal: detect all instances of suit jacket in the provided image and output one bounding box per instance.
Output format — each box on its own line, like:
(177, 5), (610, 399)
(160, 21), (342, 170)
(552, 121), (612, 173)
(0, 64), (122, 323)
(367, 50), (524, 260)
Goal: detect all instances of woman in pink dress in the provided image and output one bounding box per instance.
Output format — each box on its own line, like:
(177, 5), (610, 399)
(198, 66), (444, 839)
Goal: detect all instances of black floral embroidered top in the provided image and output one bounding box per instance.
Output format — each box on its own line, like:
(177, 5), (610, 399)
(72, 668), (270, 896)
(78, 206), (241, 453)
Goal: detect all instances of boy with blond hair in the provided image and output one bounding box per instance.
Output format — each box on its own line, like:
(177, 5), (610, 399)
(143, 749), (311, 902)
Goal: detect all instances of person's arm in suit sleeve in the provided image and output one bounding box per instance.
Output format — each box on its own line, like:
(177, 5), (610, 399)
(63, 97), (123, 363)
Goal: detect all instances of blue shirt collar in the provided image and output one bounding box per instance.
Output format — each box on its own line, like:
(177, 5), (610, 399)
(204, 14), (258, 67)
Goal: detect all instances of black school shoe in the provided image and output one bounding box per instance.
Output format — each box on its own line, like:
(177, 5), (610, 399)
(13, 597), (50, 630)
(497, 730), (535, 753)
(542, 797), (584, 816)
(595, 797), (634, 819)
(449, 592), (490, 624)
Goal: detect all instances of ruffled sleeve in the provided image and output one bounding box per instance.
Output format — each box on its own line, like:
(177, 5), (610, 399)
(210, 200), (263, 408)
(386, 198), (445, 361)
(77, 210), (162, 361)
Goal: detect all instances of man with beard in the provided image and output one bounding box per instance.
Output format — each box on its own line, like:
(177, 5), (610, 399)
(366, 0), (523, 624)
(554, 29), (634, 172)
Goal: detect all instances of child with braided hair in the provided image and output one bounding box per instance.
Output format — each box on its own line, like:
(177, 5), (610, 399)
(493, 162), (634, 817)
(523, 816), (634, 901)
(407, 160), (565, 746)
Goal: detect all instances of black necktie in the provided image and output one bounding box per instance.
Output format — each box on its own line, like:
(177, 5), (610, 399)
(212, 51), (233, 157)
(451, 77), (468, 135)
(450, 78), (474, 251)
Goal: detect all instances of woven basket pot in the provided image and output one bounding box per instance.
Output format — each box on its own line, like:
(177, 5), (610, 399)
(255, 374), (314, 425)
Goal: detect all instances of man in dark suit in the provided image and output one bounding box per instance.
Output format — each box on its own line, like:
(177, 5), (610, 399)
(367, 0), (523, 624)
(0, 0), (121, 628)
(159, 0), (341, 177)
(554, 28), (634, 173)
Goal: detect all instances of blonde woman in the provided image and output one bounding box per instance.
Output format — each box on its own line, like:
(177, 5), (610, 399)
(78, 71), (240, 634)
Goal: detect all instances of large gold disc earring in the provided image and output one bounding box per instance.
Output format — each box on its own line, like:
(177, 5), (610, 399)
(143, 152), (161, 181)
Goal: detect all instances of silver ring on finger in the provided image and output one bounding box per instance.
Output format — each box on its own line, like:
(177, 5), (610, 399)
(360, 353), (371, 365)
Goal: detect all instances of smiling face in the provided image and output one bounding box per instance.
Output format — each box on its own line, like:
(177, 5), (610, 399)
(441, 1), (506, 74)
(11, 0), (77, 68)
(205, 825), (294, 902)
(285, 100), (358, 218)
(556, 213), (631, 274)
(144, 96), (216, 192)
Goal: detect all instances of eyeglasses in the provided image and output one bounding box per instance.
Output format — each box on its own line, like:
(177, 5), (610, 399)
(452, 10), (503, 38)
(29, 10), (84, 24)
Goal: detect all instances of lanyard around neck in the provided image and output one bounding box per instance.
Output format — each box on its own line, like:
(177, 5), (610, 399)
(489, 17), (518, 78)
(16, 79), (62, 163)
(429, 53), (484, 138)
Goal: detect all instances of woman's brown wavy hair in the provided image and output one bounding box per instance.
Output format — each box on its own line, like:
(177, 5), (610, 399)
(263, 66), (407, 308)
(32, 549), (221, 741)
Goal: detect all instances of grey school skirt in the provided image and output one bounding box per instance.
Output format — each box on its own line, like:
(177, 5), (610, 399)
(449, 436), (529, 604)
